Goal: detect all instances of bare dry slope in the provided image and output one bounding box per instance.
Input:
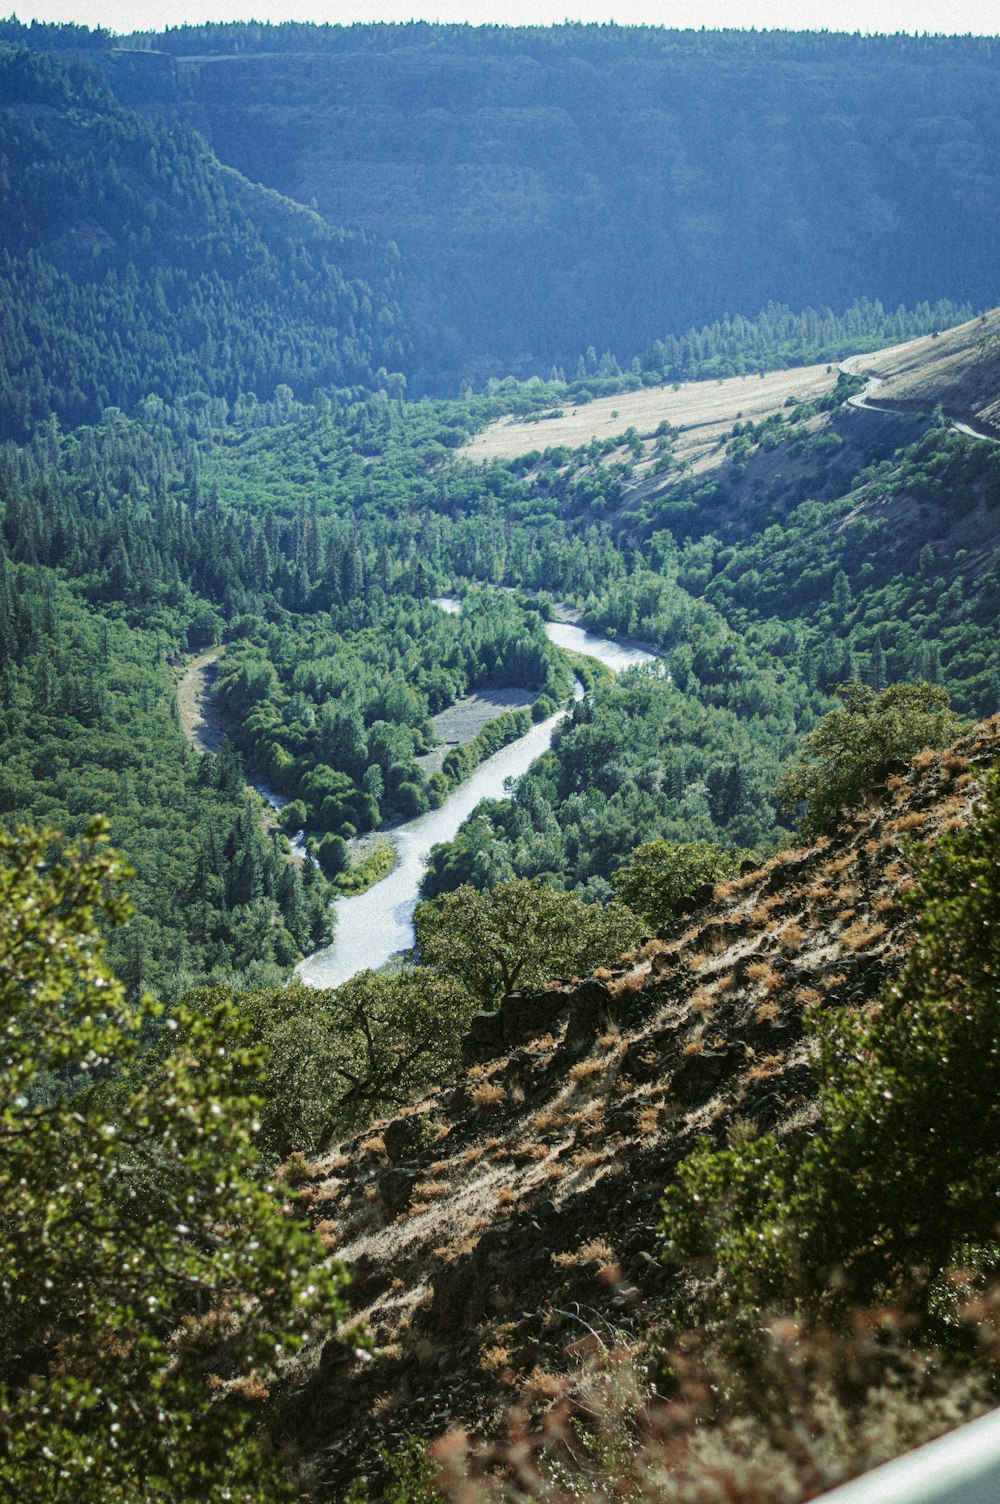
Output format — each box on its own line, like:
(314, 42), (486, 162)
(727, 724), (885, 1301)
(459, 364), (839, 467)
(842, 307), (1000, 436)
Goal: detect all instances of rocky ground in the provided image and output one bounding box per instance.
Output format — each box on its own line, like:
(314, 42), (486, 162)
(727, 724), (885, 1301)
(269, 717), (1000, 1497)
(415, 689), (537, 776)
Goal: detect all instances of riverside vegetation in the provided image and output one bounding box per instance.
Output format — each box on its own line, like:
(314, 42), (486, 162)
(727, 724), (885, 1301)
(2, 20), (1000, 1504)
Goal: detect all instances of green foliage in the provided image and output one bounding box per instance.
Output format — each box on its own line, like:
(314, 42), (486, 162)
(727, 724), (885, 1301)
(333, 837), (396, 896)
(0, 820), (347, 1500)
(318, 831), (349, 876)
(415, 876), (642, 1009)
(423, 670), (789, 902)
(775, 680), (962, 835)
(663, 762), (1000, 1321)
(192, 970), (475, 1159)
(215, 592), (565, 833)
(0, 44), (406, 440)
(612, 839), (755, 930)
(0, 538), (331, 1001)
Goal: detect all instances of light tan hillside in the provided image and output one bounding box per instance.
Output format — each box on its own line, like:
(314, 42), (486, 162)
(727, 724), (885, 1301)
(844, 306), (1000, 435)
(459, 363), (839, 467)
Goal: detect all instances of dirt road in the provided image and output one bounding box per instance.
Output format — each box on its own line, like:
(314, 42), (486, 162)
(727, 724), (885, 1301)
(177, 647), (225, 756)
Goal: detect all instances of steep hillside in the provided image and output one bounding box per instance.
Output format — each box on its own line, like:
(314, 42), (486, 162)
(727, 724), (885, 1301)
(844, 306), (1000, 436)
(270, 718), (1000, 1494)
(0, 44), (408, 439)
(95, 24), (1000, 385)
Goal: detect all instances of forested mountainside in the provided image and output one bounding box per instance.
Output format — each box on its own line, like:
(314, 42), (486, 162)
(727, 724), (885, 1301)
(29, 20), (1000, 386)
(0, 43), (407, 439)
(3, 20), (1000, 1499)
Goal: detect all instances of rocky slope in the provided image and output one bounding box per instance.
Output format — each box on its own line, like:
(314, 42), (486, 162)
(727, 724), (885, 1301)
(270, 716), (1000, 1495)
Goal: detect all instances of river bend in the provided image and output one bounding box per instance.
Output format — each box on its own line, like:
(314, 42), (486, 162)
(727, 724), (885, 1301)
(296, 615), (656, 987)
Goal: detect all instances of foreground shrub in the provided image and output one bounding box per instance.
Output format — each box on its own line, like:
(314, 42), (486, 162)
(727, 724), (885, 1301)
(775, 680), (961, 836)
(612, 839), (755, 929)
(428, 1312), (995, 1504)
(0, 821), (347, 1501)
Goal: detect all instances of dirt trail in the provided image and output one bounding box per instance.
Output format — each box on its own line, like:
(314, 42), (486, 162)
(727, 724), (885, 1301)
(177, 647), (226, 756)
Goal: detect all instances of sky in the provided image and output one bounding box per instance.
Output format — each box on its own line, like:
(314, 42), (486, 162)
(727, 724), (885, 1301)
(12, 0), (1000, 38)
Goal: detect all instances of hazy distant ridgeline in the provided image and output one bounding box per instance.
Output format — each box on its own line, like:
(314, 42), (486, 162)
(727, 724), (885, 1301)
(74, 23), (1000, 387)
(0, 41), (409, 438)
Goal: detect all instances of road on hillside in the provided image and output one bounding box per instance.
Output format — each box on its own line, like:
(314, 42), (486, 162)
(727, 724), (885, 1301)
(839, 353), (998, 443)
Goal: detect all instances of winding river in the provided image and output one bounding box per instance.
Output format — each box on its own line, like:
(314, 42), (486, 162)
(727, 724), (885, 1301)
(296, 612), (657, 988)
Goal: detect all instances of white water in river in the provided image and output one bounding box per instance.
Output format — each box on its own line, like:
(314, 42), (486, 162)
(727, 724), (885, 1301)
(295, 610), (657, 988)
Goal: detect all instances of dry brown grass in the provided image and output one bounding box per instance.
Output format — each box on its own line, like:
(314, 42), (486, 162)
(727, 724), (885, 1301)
(531, 1107), (565, 1133)
(414, 1179), (449, 1201)
(796, 986), (821, 1006)
(359, 1134), (386, 1156)
(893, 810), (930, 833)
(315, 1219), (339, 1252)
(715, 973), (737, 992)
(480, 1345), (512, 1372)
(690, 985), (716, 1014)
(514, 1141), (550, 1163)
(521, 1367), (567, 1406)
(569, 1058), (606, 1084)
(569, 1148), (603, 1171)
(636, 1105), (660, 1134)
(461, 1145), (484, 1166)
(682, 1029), (705, 1057)
(470, 1081), (506, 1108)
(781, 922), (806, 952)
(910, 746), (937, 772)
(553, 1238), (615, 1269)
(744, 960), (781, 991)
(612, 971), (647, 995)
(754, 1000), (779, 1024)
(842, 918), (888, 951)
(748, 1053), (784, 1081)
